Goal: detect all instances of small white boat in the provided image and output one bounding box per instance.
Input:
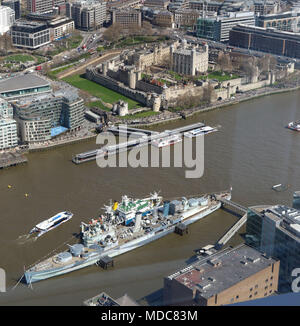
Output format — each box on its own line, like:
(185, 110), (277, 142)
(272, 184), (290, 192)
(184, 126), (217, 138)
(151, 134), (182, 148)
(287, 121), (300, 131)
(29, 211), (73, 238)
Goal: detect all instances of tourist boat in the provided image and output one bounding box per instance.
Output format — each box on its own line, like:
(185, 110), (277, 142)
(151, 134), (182, 148)
(287, 121), (300, 131)
(29, 211), (73, 238)
(184, 126), (217, 138)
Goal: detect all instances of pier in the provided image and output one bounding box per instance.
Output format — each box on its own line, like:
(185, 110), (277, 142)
(0, 152), (28, 169)
(72, 122), (205, 164)
(214, 198), (248, 249)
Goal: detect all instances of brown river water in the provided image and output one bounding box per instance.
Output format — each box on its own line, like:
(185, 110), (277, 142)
(0, 90), (300, 305)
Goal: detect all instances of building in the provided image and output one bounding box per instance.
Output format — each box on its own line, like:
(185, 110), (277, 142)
(53, 0), (67, 15)
(0, 97), (17, 150)
(111, 8), (142, 28)
(0, 118), (18, 149)
(188, 0), (222, 13)
(172, 40), (208, 75)
(0, 5), (15, 35)
(26, 0), (53, 14)
(229, 24), (300, 59)
(14, 89), (85, 143)
(168, 0), (189, 12)
(174, 9), (201, 28)
(143, 0), (170, 9)
(107, 0), (142, 10)
(254, 0), (280, 15)
(256, 11), (300, 32)
(196, 11), (255, 42)
(66, 0), (106, 31)
(245, 201), (300, 293)
(0, 74), (51, 100)
(152, 10), (174, 28)
(47, 16), (74, 41)
(2, 0), (20, 20)
(11, 20), (50, 49)
(83, 292), (139, 306)
(163, 244), (280, 306)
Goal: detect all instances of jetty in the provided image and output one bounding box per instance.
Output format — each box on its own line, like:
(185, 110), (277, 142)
(0, 152), (28, 169)
(72, 122), (206, 164)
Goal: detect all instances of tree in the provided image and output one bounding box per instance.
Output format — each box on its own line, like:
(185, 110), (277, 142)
(217, 51), (233, 73)
(103, 23), (123, 44)
(202, 84), (215, 104)
(141, 21), (154, 36)
(257, 54), (277, 73)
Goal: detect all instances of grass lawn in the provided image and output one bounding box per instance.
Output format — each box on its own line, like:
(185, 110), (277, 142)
(207, 71), (239, 82)
(62, 74), (142, 109)
(86, 101), (111, 112)
(4, 54), (35, 62)
(120, 110), (159, 119)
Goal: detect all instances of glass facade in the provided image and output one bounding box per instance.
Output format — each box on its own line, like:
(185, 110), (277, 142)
(196, 18), (218, 41)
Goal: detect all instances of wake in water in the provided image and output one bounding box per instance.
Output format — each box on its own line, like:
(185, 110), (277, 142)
(16, 234), (38, 244)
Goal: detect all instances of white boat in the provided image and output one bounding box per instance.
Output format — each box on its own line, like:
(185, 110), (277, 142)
(184, 126), (217, 138)
(29, 211), (73, 238)
(151, 134), (182, 148)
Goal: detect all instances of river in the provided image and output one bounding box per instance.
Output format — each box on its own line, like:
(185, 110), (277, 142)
(0, 90), (299, 305)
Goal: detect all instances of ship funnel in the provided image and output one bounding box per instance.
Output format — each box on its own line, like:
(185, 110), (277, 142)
(133, 212), (142, 233)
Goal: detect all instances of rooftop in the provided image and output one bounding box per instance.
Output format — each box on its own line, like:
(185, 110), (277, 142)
(0, 74), (50, 94)
(167, 244), (277, 299)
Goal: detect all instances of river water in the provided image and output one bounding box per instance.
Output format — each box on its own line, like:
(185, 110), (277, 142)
(0, 91), (300, 305)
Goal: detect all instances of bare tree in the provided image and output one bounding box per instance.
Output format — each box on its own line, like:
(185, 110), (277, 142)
(217, 51), (233, 73)
(141, 21), (154, 36)
(202, 84), (215, 104)
(103, 23), (123, 44)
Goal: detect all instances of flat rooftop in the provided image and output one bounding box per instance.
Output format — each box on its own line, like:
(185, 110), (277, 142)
(0, 74), (50, 94)
(167, 244), (277, 299)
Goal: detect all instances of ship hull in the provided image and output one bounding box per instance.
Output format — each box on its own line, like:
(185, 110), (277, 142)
(24, 202), (221, 284)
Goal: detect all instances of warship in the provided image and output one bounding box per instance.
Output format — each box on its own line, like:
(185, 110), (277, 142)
(24, 190), (231, 284)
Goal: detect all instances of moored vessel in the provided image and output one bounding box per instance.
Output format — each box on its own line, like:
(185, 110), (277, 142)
(24, 190), (231, 284)
(151, 134), (182, 148)
(184, 126), (217, 138)
(287, 121), (300, 131)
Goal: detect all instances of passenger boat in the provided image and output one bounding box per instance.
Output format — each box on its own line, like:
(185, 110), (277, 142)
(184, 126), (217, 138)
(287, 121), (300, 131)
(151, 134), (182, 148)
(29, 211), (73, 238)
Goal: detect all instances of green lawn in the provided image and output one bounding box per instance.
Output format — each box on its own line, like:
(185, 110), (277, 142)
(62, 74), (142, 109)
(207, 71), (239, 82)
(120, 110), (159, 119)
(87, 101), (111, 112)
(4, 54), (35, 62)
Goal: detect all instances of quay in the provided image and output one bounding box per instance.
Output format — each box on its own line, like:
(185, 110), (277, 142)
(72, 122), (205, 164)
(0, 152), (28, 169)
(214, 196), (248, 250)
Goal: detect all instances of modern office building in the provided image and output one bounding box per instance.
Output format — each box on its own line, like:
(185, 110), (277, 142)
(11, 20), (50, 49)
(111, 9), (142, 28)
(188, 0), (222, 13)
(0, 97), (18, 150)
(47, 16), (74, 41)
(163, 244), (279, 305)
(196, 11), (255, 42)
(66, 0), (106, 31)
(172, 40), (208, 75)
(0, 74), (51, 100)
(0, 117), (18, 149)
(256, 11), (300, 32)
(245, 202), (300, 292)
(26, 0), (53, 14)
(14, 90), (85, 143)
(2, 0), (20, 20)
(0, 5), (15, 35)
(229, 24), (300, 59)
